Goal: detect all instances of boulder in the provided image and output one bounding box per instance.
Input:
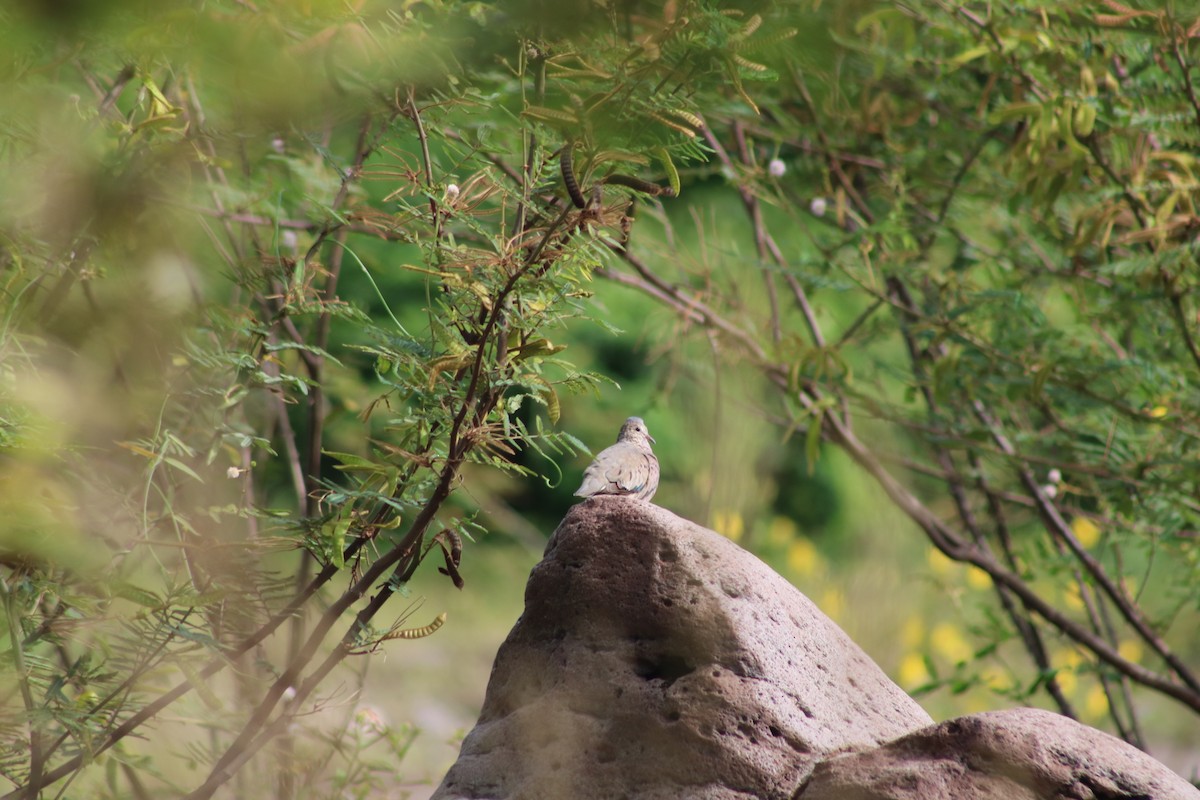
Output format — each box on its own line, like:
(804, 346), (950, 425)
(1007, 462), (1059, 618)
(431, 498), (1200, 800)
(797, 707), (1200, 800)
(432, 497), (933, 800)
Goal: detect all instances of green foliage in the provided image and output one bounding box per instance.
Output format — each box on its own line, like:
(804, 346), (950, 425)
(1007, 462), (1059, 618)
(604, 0), (1200, 756)
(0, 1), (768, 796)
(3, 0), (1200, 795)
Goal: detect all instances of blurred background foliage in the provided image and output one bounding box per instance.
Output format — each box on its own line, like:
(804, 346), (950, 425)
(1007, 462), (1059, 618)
(1, 0), (1199, 797)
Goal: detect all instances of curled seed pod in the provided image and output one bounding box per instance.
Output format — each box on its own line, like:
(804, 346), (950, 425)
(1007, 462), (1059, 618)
(387, 613), (447, 641)
(435, 529), (464, 589)
(561, 143), (586, 209)
(603, 173), (674, 197)
(439, 529), (462, 567)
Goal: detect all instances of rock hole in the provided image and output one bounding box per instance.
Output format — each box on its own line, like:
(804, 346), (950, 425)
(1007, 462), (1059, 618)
(662, 597), (674, 607)
(633, 654), (695, 687)
(738, 723), (756, 741)
(768, 725), (782, 737)
(659, 544), (679, 562)
(665, 709), (681, 722)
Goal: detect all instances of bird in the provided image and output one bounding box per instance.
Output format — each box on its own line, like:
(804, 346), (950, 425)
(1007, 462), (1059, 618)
(574, 416), (660, 501)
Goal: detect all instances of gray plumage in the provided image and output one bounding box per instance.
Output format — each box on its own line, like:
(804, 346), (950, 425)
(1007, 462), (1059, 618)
(574, 416), (660, 501)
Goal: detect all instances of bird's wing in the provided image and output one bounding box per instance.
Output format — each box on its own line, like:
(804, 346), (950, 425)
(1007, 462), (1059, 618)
(575, 443), (651, 496)
(602, 444), (652, 493)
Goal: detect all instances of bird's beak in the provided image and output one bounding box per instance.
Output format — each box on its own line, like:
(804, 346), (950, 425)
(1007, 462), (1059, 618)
(648, 433), (656, 444)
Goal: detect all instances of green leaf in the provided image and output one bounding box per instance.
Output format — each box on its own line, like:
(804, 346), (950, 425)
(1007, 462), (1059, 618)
(163, 457), (203, 483)
(949, 44), (991, 66)
(110, 582), (162, 608)
(653, 147), (679, 198)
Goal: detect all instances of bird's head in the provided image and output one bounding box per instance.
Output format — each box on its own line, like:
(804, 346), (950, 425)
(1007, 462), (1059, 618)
(619, 416), (655, 445)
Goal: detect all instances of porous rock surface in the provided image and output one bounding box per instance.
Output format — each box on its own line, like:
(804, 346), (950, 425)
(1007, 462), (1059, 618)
(432, 497), (933, 800)
(432, 498), (1199, 800)
(797, 707), (1200, 800)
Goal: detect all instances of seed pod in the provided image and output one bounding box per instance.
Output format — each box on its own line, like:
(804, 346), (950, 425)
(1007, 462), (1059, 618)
(387, 613), (447, 641)
(561, 143), (586, 209)
(603, 173), (673, 197)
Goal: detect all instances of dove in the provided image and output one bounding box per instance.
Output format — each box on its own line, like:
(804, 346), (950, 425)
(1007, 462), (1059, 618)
(574, 416), (660, 501)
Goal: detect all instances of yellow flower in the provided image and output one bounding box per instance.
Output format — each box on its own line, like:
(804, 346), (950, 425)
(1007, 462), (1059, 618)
(980, 665), (1012, 693)
(820, 588), (845, 621)
(712, 510), (744, 541)
(768, 516), (797, 546)
(964, 696), (991, 714)
(927, 547), (955, 576)
(1052, 649), (1082, 694)
(1118, 640), (1143, 664)
(786, 536), (824, 577)
(930, 622), (972, 664)
(1071, 517), (1100, 548)
(966, 566), (991, 590)
(1148, 405), (1168, 418)
(1084, 684), (1109, 719)
(897, 652), (931, 689)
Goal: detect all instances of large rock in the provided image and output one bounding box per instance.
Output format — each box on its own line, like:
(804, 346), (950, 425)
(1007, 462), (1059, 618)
(432, 498), (1200, 800)
(797, 707), (1200, 800)
(432, 497), (933, 800)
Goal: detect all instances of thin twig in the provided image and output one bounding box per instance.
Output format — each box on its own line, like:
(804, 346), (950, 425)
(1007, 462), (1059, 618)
(597, 242), (1200, 716)
(971, 399), (1200, 696)
(1, 577), (41, 800)
(408, 90), (443, 244)
(970, 452), (1077, 717)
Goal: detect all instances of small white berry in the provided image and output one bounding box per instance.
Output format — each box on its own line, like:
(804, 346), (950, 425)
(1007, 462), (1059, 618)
(768, 158), (786, 177)
(809, 197), (828, 217)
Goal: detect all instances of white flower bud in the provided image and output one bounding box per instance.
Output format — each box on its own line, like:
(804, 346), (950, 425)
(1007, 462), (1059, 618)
(1042, 484), (1058, 499)
(1047, 468), (1062, 484)
(445, 183), (460, 202)
(226, 466), (241, 479)
(768, 158), (786, 177)
(809, 197), (828, 217)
